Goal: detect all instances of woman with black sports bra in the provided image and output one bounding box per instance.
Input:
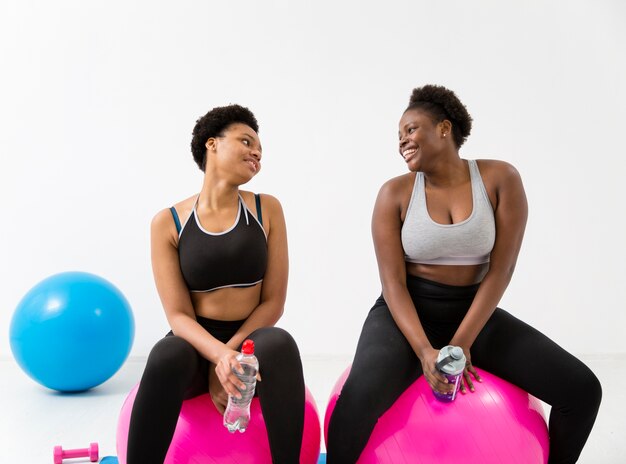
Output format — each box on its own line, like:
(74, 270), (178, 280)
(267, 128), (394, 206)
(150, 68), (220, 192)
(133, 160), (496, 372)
(126, 104), (304, 463)
(326, 85), (602, 464)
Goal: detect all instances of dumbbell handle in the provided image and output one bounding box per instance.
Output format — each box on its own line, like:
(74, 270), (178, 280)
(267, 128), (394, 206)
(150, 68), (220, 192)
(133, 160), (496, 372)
(53, 442), (99, 463)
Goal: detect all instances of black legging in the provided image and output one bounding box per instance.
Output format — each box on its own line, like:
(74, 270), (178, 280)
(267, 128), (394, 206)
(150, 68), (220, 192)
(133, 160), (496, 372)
(327, 275), (602, 464)
(127, 316), (305, 464)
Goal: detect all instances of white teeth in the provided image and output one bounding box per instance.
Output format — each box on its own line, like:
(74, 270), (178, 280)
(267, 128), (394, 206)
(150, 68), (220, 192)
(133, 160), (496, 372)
(402, 148), (417, 158)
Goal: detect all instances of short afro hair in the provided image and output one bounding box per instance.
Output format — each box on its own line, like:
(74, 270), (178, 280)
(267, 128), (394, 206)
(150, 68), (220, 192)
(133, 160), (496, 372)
(406, 85), (472, 148)
(190, 104), (259, 171)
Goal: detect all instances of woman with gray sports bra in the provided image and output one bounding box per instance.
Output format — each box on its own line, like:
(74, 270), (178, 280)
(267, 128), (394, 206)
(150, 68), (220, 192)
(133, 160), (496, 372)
(126, 105), (305, 463)
(326, 85), (601, 464)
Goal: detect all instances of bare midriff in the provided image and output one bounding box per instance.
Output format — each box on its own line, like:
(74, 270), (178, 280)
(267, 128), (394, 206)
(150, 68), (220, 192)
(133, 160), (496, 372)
(406, 262), (489, 287)
(191, 284), (262, 321)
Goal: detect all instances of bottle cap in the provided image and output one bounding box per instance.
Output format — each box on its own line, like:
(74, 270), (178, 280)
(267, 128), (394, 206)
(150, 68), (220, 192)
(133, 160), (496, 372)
(436, 345), (466, 375)
(450, 346), (464, 360)
(242, 339), (255, 355)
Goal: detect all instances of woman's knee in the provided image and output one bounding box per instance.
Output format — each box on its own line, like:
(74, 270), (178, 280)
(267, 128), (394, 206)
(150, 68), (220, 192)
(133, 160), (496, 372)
(249, 327), (300, 360)
(570, 364), (602, 408)
(247, 327), (303, 381)
(143, 336), (199, 382)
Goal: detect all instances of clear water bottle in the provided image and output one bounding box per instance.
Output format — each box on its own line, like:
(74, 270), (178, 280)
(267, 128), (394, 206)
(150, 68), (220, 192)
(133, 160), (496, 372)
(223, 339), (259, 433)
(433, 345), (466, 402)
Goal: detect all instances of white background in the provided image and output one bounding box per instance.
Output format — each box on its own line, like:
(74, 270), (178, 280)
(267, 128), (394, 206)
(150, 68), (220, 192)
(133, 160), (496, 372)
(1, 0), (625, 364)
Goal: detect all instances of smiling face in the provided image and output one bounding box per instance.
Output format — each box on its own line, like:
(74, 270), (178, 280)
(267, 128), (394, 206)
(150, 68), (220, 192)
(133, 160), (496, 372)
(206, 123), (262, 183)
(398, 108), (450, 171)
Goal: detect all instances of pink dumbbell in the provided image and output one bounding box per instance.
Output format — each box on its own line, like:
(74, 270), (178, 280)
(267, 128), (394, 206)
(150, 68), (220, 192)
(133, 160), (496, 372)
(53, 442), (99, 463)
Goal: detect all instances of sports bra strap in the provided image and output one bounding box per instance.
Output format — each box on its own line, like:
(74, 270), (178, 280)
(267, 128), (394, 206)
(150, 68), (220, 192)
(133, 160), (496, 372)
(170, 207), (182, 234)
(254, 193), (263, 226)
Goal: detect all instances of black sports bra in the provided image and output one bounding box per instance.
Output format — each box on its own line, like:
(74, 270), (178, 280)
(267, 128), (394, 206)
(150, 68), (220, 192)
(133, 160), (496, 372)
(171, 194), (268, 292)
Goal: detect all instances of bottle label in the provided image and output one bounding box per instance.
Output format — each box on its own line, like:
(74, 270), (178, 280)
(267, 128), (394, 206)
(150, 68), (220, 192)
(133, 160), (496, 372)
(433, 345), (466, 402)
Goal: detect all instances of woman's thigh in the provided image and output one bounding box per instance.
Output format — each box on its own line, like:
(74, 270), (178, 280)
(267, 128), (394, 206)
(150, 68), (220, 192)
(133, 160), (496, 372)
(150, 334), (210, 400)
(471, 308), (597, 405)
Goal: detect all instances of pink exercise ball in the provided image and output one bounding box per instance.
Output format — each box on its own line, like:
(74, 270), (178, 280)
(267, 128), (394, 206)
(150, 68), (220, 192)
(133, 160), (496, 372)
(117, 383), (320, 464)
(324, 366), (549, 464)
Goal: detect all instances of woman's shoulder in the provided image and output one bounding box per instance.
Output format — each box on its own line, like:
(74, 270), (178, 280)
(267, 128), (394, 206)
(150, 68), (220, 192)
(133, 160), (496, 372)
(151, 194), (197, 232)
(474, 158), (520, 175)
(240, 190), (284, 229)
(473, 158), (524, 198)
(474, 158), (522, 182)
(240, 190), (282, 210)
(378, 172), (416, 196)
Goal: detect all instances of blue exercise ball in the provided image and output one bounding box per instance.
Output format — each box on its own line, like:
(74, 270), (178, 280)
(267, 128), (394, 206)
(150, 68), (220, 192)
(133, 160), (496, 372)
(10, 271), (135, 392)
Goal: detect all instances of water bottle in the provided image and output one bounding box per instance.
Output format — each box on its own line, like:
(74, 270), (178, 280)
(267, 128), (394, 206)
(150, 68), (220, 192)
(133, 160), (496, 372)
(433, 345), (466, 402)
(223, 339), (259, 433)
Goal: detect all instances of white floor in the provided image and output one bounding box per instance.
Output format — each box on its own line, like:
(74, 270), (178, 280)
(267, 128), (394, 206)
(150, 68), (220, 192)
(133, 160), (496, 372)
(0, 354), (624, 463)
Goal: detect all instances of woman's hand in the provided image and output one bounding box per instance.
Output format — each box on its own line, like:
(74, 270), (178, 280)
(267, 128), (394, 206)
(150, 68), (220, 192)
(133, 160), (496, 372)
(210, 349), (262, 414)
(420, 347), (456, 396)
(208, 365), (229, 414)
(459, 347), (482, 394)
(213, 350), (247, 403)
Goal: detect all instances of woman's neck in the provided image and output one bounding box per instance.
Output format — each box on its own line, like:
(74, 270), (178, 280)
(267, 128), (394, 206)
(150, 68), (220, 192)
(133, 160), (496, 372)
(197, 174), (240, 211)
(422, 154), (467, 188)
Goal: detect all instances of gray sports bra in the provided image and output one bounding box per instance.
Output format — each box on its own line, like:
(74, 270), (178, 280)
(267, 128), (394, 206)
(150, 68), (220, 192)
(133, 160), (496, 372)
(401, 159), (496, 265)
